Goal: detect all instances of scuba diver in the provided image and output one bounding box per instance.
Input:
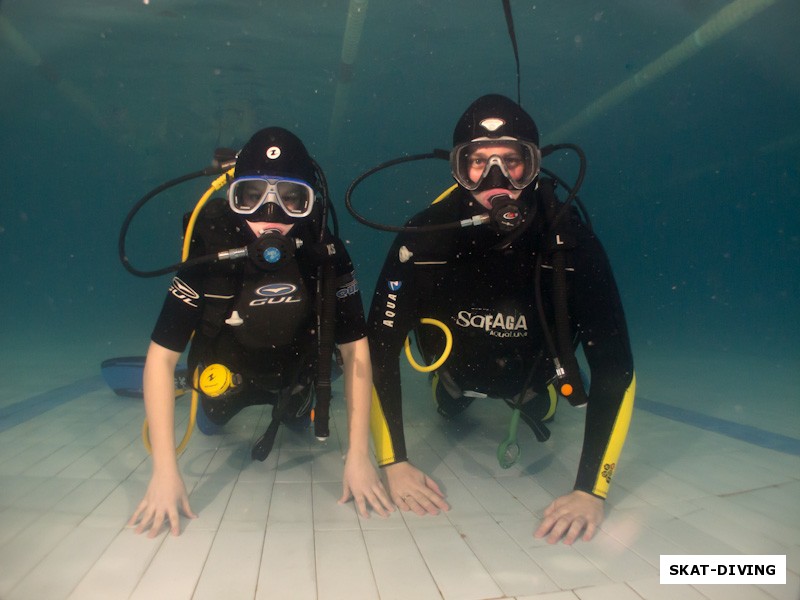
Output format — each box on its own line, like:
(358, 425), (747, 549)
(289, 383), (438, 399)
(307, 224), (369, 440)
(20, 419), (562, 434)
(366, 94), (636, 544)
(129, 127), (393, 537)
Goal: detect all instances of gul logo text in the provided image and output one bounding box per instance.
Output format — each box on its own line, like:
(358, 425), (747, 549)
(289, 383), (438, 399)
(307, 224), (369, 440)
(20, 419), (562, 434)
(250, 283), (301, 307)
(336, 279), (360, 299)
(169, 277), (200, 307)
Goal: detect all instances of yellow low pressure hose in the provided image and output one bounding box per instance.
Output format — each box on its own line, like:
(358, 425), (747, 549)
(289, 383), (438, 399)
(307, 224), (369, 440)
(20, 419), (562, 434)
(404, 318), (453, 373)
(432, 184), (458, 205)
(182, 168), (235, 260)
(400, 186), (458, 373)
(142, 168), (234, 455)
(142, 370), (199, 456)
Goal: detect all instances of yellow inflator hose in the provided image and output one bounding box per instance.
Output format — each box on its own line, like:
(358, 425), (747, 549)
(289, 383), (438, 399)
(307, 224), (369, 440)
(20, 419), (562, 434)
(401, 185), (458, 373)
(142, 168), (235, 455)
(404, 318), (454, 373)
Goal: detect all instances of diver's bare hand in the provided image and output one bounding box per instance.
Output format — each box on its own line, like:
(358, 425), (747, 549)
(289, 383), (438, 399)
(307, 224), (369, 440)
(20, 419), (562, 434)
(534, 490), (603, 544)
(128, 468), (196, 537)
(385, 461), (449, 516)
(339, 451), (395, 518)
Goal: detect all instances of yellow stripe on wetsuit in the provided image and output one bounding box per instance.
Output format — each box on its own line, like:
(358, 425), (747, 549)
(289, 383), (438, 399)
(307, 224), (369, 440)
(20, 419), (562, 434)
(592, 372), (636, 498)
(370, 387), (396, 466)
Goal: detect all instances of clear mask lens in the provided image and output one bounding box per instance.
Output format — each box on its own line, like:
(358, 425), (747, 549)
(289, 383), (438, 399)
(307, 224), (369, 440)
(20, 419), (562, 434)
(228, 177), (315, 217)
(451, 140), (541, 191)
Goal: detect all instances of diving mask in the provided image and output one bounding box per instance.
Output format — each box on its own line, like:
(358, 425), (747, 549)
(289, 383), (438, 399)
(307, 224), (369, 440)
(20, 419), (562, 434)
(228, 176), (315, 218)
(450, 138), (541, 191)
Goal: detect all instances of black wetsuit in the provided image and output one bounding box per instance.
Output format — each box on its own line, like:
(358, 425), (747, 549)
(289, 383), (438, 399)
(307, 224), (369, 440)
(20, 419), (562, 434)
(150, 199), (367, 424)
(368, 186), (635, 498)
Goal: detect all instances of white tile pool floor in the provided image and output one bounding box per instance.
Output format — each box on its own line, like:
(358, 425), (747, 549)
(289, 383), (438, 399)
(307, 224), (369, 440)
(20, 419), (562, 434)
(0, 348), (798, 600)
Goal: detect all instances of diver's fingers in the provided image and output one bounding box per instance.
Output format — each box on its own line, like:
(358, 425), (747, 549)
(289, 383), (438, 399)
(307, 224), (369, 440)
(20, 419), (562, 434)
(371, 483), (395, 516)
(146, 512), (166, 538)
(133, 507), (155, 535)
(401, 490), (443, 516)
(363, 485), (393, 518)
(338, 482), (354, 506)
(166, 506), (184, 537)
(354, 494), (371, 519)
(127, 501), (146, 528)
(423, 476), (447, 500)
(180, 497), (198, 520)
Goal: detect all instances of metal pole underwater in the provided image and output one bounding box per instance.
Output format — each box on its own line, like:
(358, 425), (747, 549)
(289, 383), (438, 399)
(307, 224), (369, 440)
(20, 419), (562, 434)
(0, 13), (108, 134)
(547, 0), (782, 141)
(327, 0), (369, 151)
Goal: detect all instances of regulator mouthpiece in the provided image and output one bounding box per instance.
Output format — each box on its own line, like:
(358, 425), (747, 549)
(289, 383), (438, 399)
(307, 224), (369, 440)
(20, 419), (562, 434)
(249, 231), (302, 271)
(489, 194), (526, 232)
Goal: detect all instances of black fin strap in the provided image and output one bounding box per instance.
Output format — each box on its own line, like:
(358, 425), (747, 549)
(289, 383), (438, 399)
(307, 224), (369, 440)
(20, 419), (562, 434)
(251, 418), (281, 461)
(518, 411), (551, 442)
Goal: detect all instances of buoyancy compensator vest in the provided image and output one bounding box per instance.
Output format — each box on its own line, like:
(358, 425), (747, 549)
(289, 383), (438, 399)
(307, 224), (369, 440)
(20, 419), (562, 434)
(184, 198), (316, 382)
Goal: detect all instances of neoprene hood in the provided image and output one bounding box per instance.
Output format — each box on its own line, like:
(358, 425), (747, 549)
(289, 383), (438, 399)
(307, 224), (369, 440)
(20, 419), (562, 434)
(234, 127), (317, 186)
(452, 94), (540, 147)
